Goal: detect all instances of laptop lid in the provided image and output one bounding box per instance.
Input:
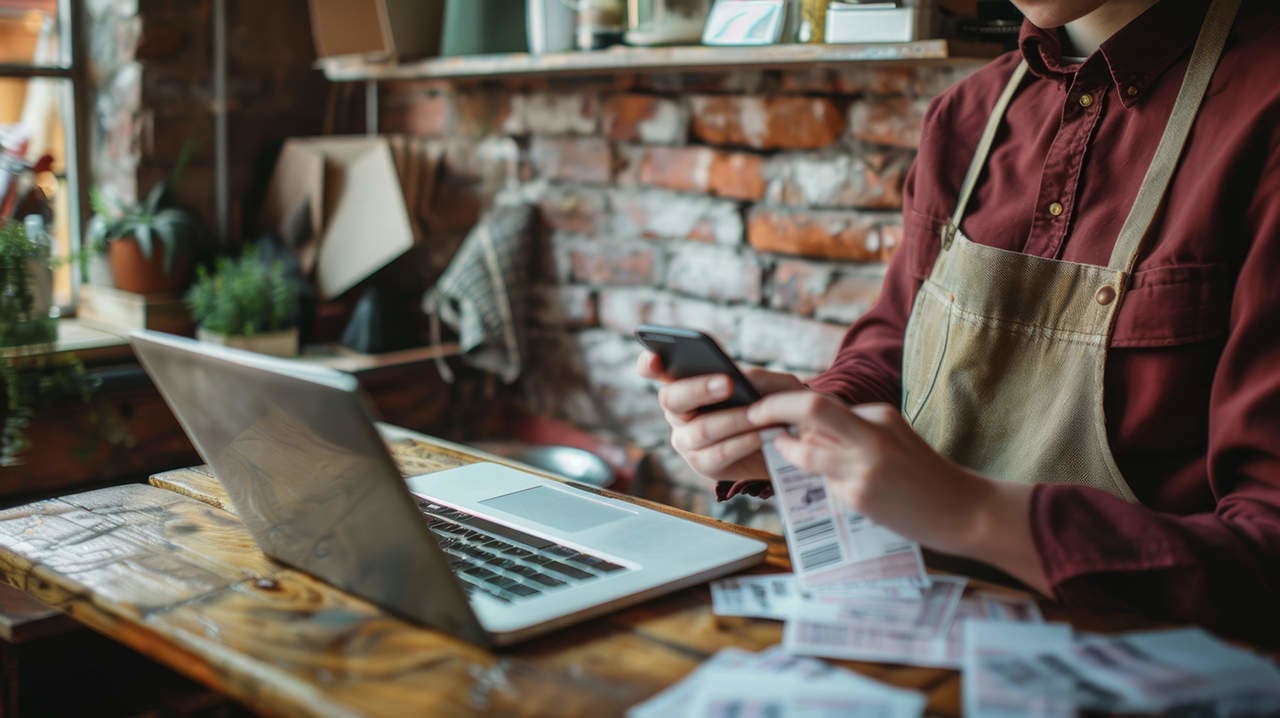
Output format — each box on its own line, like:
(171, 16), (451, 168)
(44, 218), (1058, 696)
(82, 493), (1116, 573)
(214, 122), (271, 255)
(131, 330), (490, 645)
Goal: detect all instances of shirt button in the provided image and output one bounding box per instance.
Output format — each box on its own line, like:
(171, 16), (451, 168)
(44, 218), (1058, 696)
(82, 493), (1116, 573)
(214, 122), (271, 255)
(1078, 93), (1095, 108)
(1048, 201), (1065, 217)
(1126, 85), (1139, 97)
(1095, 285), (1117, 305)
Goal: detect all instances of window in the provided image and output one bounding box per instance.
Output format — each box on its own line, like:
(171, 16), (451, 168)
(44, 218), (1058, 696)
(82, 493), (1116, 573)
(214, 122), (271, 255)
(0, 0), (86, 310)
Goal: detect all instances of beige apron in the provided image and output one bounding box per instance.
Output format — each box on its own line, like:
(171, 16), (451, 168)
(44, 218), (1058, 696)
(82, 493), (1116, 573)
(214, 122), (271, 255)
(900, 0), (1240, 501)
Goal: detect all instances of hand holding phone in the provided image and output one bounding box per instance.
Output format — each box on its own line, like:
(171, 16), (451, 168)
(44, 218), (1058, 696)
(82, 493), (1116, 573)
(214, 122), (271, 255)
(634, 324), (761, 414)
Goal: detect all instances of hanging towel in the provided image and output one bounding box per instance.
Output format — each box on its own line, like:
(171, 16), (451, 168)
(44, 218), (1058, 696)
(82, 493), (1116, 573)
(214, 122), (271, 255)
(423, 201), (534, 383)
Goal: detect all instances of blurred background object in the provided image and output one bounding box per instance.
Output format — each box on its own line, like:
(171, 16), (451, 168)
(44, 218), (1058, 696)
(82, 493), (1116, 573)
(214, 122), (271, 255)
(528, 0), (578, 53)
(625, 0), (712, 46)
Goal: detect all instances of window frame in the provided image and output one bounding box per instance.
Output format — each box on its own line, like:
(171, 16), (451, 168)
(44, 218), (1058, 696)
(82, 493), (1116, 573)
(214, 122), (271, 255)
(0, 0), (90, 310)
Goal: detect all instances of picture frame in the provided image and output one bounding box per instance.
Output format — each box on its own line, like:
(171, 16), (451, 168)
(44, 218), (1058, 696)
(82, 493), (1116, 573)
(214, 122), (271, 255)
(701, 0), (792, 45)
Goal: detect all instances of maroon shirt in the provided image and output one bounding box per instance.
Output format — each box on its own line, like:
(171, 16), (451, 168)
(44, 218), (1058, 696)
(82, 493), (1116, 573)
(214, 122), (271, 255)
(808, 0), (1280, 644)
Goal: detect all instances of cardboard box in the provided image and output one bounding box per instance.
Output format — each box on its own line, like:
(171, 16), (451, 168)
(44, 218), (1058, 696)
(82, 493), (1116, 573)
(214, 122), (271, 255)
(262, 136), (442, 300)
(308, 0), (445, 61)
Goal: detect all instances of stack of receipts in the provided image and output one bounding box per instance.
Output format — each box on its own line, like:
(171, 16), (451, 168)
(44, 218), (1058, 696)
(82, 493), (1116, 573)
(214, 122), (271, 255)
(964, 622), (1280, 716)
(711, 572), (1043, 668)
(711, 429), (1044, 668)
(627, 646), (926, 718)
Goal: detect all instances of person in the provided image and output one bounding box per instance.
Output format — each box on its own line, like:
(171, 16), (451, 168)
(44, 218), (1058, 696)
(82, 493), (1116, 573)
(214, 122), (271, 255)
(638, 0), (1280, 644)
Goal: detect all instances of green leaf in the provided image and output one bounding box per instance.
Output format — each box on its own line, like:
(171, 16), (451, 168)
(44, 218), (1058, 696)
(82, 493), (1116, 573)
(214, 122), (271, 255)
(133, 224), (154, 260)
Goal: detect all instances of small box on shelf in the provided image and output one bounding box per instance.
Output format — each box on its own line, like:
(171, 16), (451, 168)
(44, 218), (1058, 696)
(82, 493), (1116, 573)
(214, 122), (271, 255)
(77, 285), (194, 337)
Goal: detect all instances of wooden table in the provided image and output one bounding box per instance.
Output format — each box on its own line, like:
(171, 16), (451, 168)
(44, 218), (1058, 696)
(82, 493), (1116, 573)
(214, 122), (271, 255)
(0, 426), (1261, 717)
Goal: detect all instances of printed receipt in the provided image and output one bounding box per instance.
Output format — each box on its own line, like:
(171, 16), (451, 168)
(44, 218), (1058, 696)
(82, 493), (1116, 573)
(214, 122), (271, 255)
(761, 428), (930, 591)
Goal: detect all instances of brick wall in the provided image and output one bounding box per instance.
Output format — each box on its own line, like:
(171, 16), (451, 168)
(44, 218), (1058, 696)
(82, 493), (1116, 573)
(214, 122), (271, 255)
(381, 61), (983, 530)
(89, 0), (329, 239)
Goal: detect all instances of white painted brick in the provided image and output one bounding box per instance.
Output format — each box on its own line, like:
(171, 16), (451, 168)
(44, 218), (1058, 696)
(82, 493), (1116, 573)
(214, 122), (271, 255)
(505, 92), (599, 135)
(736, 309), (849, 371)
(665, 243), (763, 304)
(609, 188), (744, 245)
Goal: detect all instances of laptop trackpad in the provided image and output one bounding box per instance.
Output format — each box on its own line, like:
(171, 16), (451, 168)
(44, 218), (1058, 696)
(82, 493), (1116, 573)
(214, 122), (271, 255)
(480, 486), (631, 532)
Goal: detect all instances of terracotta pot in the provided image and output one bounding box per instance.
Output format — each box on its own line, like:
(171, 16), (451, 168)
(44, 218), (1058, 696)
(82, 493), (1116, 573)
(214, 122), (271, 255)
(107, 237), (190, 295)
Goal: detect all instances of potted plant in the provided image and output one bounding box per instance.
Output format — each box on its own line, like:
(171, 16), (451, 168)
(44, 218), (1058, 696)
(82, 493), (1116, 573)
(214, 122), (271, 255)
(0, 217), (55, 350)
(1, 218), (122, 466)
(86, 142), (206, 294)
(185, 244), (300, 357)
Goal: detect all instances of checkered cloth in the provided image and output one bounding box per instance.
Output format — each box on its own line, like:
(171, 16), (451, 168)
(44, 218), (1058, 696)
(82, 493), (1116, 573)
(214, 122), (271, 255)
(423, 202), (534, 383)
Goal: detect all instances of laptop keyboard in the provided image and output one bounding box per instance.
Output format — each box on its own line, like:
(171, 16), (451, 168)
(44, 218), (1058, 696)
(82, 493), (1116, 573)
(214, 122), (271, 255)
(417, 500), (628, 604)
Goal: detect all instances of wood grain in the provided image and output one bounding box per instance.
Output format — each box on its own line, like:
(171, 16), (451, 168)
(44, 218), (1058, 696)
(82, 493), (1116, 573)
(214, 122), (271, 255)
(2, 429), (1255, 717)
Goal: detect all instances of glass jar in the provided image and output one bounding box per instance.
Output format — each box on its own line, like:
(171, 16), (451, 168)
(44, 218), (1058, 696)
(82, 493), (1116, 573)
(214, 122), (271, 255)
(577, 0), (626, 49)
(625, 0), (712, 46)
(798, 0), (828, 43)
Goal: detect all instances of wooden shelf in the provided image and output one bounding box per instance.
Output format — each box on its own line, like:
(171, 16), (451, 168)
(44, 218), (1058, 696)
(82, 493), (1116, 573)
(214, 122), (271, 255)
(320, 40), (1001, 83)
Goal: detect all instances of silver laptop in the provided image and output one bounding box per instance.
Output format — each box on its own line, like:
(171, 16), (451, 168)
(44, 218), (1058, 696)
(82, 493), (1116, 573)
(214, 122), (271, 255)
(131, 330), (767, 646)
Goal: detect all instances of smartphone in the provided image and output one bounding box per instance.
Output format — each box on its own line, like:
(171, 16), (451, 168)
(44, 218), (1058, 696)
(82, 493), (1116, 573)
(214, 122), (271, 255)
(635, 324), (761, 414)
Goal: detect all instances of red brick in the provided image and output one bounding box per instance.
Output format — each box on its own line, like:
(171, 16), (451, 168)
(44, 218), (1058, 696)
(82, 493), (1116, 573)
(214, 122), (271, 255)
(538, 187), (609, 234)
(815, 269), (886, 323)
(601, 94), (689, 144)
(768, 260), (836, 317)
(613, 144), (645, 186)
(879, 220), (905, 262)
(691, 96), (846, 150)
(529, 137), (613, 184)
(710, 152), (767, 201)
(766, 150), (909, 209)
(833, 66), (916, 95)
(747, 208), (882, 261)
(849, 97), (929, 149)
(560, 237), (664, 286)
(638, 146), (714, 194)
(769, 260), (886, 324)
(633, 147), (765, 201)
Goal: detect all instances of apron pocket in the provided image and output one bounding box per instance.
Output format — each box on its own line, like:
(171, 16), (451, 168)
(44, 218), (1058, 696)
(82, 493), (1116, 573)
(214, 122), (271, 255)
(901, 280), (953, 422)
(1112, 262), (1230, 347)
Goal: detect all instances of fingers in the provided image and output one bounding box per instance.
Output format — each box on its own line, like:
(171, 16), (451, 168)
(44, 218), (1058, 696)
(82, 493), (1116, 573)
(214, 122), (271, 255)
(636, 350), (668, 381)
(742, 367), (804, 395)
(684, 431), (765, 477)
(671, 406), (759, 452)
(773, 432), (839, 476)
(658, 374), (734, 416)
(746, 391), (861, 436)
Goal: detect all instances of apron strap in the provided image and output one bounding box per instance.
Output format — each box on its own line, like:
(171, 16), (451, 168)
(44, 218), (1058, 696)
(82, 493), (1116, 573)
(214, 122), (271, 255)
(1107, 0), (1242, 273)
(946, 61), (1029, 242)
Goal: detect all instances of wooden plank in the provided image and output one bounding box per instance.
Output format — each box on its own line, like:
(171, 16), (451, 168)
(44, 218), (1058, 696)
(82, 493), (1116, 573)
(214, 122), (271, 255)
(320, 41), (1001, 83)
(0, 483), (797, 717)
(0, 583), (75, 644)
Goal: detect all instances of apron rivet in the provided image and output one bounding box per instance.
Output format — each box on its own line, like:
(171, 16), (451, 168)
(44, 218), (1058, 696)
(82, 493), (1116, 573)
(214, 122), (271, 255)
(1095, 285), (1118, 305)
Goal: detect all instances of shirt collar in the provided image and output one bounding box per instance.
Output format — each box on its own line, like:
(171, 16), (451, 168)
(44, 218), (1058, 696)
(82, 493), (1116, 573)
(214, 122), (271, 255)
(1017, 0), (1211, 109)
